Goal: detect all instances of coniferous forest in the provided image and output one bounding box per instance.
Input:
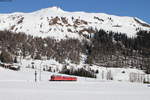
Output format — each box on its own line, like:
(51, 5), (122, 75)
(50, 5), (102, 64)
(0, 30), (150, 74)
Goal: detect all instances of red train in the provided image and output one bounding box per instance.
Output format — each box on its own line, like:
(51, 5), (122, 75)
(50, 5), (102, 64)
(50, 75), (77, 81)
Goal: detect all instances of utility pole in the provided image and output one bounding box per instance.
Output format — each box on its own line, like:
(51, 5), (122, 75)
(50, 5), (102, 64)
(35, 70), (37, 82)
(39, 59), (44, 81)
(32, 62), (37, 82)
(39, 65), (42, 81)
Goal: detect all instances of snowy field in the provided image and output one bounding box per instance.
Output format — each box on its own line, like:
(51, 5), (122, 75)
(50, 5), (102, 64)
(0, 67), (150, 100)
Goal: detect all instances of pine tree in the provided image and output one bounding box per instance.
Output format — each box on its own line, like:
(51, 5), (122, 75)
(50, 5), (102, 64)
(0, 50), (13, 63)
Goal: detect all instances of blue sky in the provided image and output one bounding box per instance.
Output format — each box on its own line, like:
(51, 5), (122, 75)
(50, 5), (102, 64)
(0, 0), (150, 23)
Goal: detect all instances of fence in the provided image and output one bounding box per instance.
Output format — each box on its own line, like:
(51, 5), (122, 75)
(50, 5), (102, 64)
(129, 73), (150, 83)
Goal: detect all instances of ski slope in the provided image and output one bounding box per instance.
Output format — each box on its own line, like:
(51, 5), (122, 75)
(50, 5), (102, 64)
(0, 67), (150, 100)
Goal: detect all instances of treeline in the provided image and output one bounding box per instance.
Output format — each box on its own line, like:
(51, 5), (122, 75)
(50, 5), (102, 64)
(0, 30), (150, 74)
(86, 30), (150, 74)
(60, 66), (97, 78)
(0, 30), (81, 64)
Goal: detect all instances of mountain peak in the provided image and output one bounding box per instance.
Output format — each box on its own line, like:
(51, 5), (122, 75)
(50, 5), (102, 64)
(32, 6), (65, 15)
(49, 6), (62, 11)
(40, 6), (64, 12)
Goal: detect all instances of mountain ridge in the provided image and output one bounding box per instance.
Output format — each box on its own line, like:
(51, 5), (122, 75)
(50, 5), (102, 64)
(0, 6), (149, 39)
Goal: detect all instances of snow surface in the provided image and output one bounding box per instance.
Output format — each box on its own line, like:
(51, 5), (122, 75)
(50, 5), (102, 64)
(0, 7), (149, 39)
(19, 59), (147, 82)
(0, 67), (150, 100)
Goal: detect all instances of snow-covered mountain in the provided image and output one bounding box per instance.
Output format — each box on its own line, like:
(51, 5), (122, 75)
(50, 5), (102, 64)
(0, 6), (150, 39)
